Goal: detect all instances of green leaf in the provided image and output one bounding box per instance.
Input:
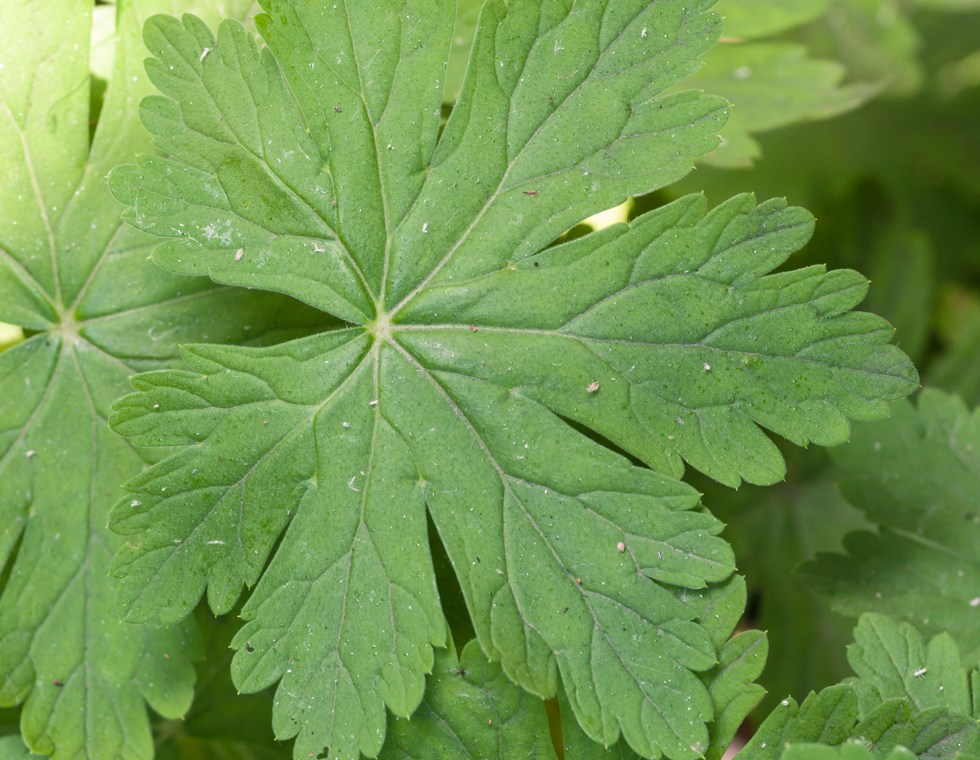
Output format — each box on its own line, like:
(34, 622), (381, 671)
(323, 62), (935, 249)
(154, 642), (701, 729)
(715, 0), (831, 39)
(695, 450), (867, 715)
(153, 608), (292, 760)
(0, 735), (36, 759)
(687, 43), (876, 168)
(802, 391), (980, 663)
(380, 640), (556, 760)
(779, 743), (916, 760)
(0, 1), (324, 758)
(105, 2), (916, 758)
(846, 614), (974, 716)
(741, 615), (980, 760)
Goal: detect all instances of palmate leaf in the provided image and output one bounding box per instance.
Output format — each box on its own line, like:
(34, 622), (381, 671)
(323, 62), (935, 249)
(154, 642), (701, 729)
(105, 2), (916, 758)
(802, 390), (980, 664)
(741, 614), (980, 760)
(378, 577), (763, 759)
(0, 0), (323, 757)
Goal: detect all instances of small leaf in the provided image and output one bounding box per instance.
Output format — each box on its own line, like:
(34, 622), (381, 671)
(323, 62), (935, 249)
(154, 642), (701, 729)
(802, 391), (980, 661)
(380, 640), (555, 760)
(742, 615), (980, 760)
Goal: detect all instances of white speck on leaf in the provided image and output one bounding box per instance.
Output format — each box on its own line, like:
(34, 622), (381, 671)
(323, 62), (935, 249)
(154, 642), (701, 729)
(235, 248), (244, 261)
(914, 667), (928, 677)
(970, 597), (980, 607)
(199, 47), (212, 62)
(703, 362), (711, 372)
(587, 381), (600, 393)
(342, 421), (352, 429)
(25, 450), (35, 459)
(616, 542), (626, 552)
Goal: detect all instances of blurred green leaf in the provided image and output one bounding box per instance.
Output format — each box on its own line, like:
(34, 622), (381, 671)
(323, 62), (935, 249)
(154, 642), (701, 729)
(689, 43), (875, 167)
(803, 391), (980, 664)
(716, 0), (831, 39)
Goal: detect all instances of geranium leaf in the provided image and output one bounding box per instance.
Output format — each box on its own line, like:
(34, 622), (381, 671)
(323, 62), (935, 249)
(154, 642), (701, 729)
(105, 2), (917, 759)
(380, 639), (556, 760)
(741, 615), (980, 760)
(802, 390), (980, 662)
(0, 1), (323, 757)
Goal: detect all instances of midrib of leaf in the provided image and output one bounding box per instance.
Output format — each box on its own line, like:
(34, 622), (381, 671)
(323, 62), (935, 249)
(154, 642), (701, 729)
(0, 245), (57, 321)
(323, 344), (385, 738)
(388, 338), (700, 743)
(0, 346), (63, 475)
(385, 3), (686, 315)
(0, 101), (62, 309)
(335, 0), (397, 307)
(394, 323), (911, 385)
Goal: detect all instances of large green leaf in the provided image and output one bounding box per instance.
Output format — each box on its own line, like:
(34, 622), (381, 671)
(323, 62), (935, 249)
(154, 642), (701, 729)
(105, 2), (916, 759)
(0, 1), (320, 758)
(803, 390), (980, 664)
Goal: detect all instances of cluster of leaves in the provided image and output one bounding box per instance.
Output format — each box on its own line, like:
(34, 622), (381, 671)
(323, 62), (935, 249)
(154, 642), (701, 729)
(0, 1), (977, 759)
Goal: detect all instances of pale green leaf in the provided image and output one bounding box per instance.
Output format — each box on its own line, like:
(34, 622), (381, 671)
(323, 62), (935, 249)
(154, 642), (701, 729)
(714, 0), (830, 40)
(104, 2), (916, 759)
(688, 44), (875, 168)
(0, 1), (323, 758)
(802, 391), (980, 663)
(0, 735), (36, 759)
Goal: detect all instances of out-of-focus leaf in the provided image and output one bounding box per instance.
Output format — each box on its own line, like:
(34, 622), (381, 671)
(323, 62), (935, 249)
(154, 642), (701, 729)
(694, 450), (869, 715)
(0, 735), (36, 759)
(803, 391), (980, 664)
(690, 42), (875, 167)
(153, 608), (291, 760)
(806, 0), (924, 97)
(715, 0), (831, 40)
(928, 287), (980, 406)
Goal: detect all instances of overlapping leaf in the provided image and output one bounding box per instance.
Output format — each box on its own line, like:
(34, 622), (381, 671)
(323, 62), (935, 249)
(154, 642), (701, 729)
(105, 2), (915, 759)
(0, 1), (322, 757)
(803, 390), (980, 664)
(741, 615), (980, 760)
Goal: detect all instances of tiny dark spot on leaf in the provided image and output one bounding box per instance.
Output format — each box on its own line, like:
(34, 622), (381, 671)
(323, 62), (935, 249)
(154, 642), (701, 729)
(523, 190), (538, 196)
(52, 680), (64, 687)
(334, 106), (343, 113)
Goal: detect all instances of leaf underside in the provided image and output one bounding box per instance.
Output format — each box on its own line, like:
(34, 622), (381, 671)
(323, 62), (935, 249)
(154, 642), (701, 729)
(105, 2), (917, 758)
